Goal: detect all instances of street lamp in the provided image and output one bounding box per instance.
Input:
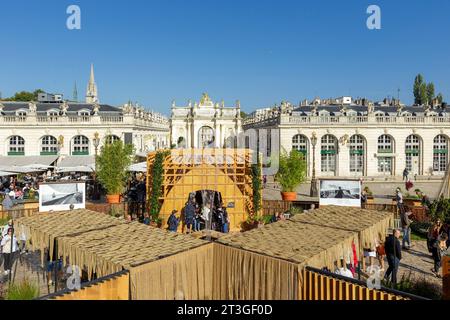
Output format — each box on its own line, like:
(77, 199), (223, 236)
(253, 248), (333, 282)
(310, 132), (318, 197)
(92, 132), (100, 200)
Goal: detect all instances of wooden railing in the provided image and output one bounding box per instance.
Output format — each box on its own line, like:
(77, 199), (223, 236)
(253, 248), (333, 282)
(41, 270), (129, 300)
(262, 200), (292, 216)
(301, 267), (426, 300)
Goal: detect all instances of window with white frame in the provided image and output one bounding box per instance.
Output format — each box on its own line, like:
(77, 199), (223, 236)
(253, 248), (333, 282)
(41, 135), (58, 154)
(72, 135), (89, 155)
(377, 135), (394, 174)
(292, 134), (308, 155)
(405, 135), (421, 172)
(8, 136), (25, 154)
(321, 135), (337, 173)
(349, 135), (364, 173)
(433, 135), (448, 173)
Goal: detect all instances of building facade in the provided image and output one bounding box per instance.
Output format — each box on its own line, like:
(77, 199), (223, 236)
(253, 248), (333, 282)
(170, 93), (243, 148)
(0, 101), (170, 159)
(244, 101), (450, 179)
(0, 65), (170, 167)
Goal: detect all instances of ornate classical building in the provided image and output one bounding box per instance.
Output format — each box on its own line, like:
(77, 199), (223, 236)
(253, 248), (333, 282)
(0, 67), (169, 168)
(170, 93), (243, 148)
(243, 99), (450, 179)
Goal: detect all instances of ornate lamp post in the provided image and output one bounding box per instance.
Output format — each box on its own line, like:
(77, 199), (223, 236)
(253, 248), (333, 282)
(92, 132), (100, 200)
(310, 132), (318, 197)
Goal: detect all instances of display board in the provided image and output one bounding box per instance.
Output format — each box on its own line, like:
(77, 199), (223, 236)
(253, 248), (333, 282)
(39, 182), (86, 212)
(319, 179), (361, 208)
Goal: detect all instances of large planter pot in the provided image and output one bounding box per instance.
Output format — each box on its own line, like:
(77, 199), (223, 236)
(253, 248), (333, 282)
(106, 194), (121, 204)
(281, 192), (297, 201)
(404, 198), (422, 208)
(366, 197), (375, 204)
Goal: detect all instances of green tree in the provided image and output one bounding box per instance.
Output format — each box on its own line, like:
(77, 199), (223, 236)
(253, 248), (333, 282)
(437, 93), (444, 104)
(6, 89), (45, 101)
(413, 74), (424, 105)
(426, 82), (435, 106)
(419, 83), (428, 106)
(33, 89), (45, 100)
(10, 91), (34, 101)
(240, 111), (248, 119)
(96, 140), (134, 195)
(275, 150), (307, 192)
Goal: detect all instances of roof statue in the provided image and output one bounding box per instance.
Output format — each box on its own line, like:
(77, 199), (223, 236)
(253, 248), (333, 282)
(28, 101), (37, 114)
(60, 100), (69, 115)
(92, 102), (100, 115)
(200, 92), (211, 105)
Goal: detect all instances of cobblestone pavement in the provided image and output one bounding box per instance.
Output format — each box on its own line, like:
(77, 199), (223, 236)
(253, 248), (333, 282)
(395, 240), (442, 288)
(0, 251), (55, 298)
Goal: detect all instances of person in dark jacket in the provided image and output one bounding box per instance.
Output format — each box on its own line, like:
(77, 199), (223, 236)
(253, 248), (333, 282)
(184, 200), (196, 234)
(384, 229), (402, 284)
(167, 210), (179, 232)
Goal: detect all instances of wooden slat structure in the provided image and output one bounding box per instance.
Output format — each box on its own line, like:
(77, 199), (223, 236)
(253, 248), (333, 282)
(290, 206), (394, 251)
(147, 149), (261, 231)
(44, 271), (130, 300)
(301, 267), (412, 300)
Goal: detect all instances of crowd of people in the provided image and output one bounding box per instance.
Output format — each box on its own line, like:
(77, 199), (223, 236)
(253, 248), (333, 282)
(166, 193), (230, 234)
(1, 175), (41, 207)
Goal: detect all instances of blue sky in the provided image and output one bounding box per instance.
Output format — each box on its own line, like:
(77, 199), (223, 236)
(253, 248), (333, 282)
(0, 0), (449, 114)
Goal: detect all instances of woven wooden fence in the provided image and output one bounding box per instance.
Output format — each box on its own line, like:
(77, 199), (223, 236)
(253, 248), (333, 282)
(44, 271), (129, 300)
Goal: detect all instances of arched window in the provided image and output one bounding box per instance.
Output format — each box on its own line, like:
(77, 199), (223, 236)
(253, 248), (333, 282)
(433, 135), (448, 173)
(198, 126), (215, 148)
(105, 135), (120, 144)
(349, 135), (365, 173)
(41, 135), (58, 155)
(377, 135), (394, 175)
(8, 136), (25, 155)
(292, 134), (308, 156)
(72, 135), (89, 155)
(405, 135), (421, 174)
(321, 135), (337, 173)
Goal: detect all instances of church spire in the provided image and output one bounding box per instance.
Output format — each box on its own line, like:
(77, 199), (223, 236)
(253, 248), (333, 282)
(86, 63), (99, 103)
(73, 81), (78, 102)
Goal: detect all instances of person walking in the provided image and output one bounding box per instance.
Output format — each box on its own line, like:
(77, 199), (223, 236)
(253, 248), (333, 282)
(2, 194), (13, 211)
(402, 168), (409, 181)
(395, 188), (404, 214)
(167, 210), (179, 232)
(1, 228), (19, 275)
(384, 229), (402, 285)
(431, 234), (448, 278)
(400, 206), (413, 250)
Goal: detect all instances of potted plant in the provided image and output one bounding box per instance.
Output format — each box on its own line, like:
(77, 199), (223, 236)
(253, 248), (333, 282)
(96, 140), (134, 204)
(275, 150), (307, 201)
(404, 192), (422, 208)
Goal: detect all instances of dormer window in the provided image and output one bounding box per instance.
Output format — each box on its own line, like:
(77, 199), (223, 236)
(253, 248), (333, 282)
(16, 109), (28, 119)
(401, 111), (412, 117)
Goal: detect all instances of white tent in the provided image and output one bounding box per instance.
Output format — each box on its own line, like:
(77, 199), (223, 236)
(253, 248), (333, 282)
(0, 171), (14, 177)
(128, 162), (147, 172)
(56, 166), (95, 173)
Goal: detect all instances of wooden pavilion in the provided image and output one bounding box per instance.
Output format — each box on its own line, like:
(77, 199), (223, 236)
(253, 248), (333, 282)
(146, 148), (261, 231)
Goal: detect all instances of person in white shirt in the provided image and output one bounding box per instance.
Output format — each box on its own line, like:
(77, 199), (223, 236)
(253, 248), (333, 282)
(334, 259), (354, 279)
(202, 204), (211, 223)
(2, 220), (13, 237)
(1, 228), (19, 275)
